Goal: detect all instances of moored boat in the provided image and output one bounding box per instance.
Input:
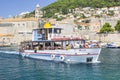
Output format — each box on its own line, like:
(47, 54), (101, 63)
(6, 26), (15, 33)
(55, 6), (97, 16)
(106, 42), (120, 48)
(19, 23), (101, 64)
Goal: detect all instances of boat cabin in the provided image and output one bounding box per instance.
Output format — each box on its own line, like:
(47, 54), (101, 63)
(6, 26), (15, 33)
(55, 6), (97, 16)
(32, 28), (62, 41)
(19, 27), (85, 51)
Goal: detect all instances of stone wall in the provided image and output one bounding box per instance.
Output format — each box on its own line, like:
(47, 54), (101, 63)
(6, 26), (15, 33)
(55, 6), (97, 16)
(95, 33), (120, 42)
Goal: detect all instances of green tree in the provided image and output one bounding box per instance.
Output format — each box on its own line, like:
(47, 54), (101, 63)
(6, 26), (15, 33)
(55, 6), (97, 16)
(115, 20), (120, 32)
(62, 8), (68, 15)
(107, 10), (114, 16)
(77, 25), (82, 30)
(100, 23), (114, 33)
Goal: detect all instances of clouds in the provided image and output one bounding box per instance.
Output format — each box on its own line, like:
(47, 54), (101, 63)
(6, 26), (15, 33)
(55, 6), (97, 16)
(0, 0), (56, 18)
(19, 11), (30, 16)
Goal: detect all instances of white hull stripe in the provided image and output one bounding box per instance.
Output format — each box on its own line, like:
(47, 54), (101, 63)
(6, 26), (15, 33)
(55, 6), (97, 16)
(24, 52), (98, 56)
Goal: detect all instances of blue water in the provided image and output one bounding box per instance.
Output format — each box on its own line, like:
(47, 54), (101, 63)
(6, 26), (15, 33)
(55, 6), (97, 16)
(0, 48), (120, 80)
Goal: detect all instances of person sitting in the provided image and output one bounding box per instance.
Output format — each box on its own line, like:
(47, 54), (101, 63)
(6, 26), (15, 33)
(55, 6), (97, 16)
(74, 42), (79, 48)
(82, 44), (86, 48)
(79, 44), (82, 48)
(66, 44), (69, 50)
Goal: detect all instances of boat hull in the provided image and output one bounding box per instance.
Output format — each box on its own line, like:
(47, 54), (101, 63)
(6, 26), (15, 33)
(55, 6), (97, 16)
(20, 48), (101, 64)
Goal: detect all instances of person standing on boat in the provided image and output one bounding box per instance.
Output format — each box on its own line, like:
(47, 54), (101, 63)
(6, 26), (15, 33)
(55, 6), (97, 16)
(82, 43), (86, 48)
(66, 44), (69, 50)
(79, 44), (82, 48)
(34, 46), (39, 53)
(74, 42), (79, 48)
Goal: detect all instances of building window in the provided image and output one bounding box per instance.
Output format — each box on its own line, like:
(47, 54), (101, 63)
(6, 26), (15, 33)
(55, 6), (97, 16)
(0, 23), (12, 27)
(18, 32), (24, 34)
(23, 24), (25, 26)
(12, 24), (15, 26)
(27, 32), (32, 34)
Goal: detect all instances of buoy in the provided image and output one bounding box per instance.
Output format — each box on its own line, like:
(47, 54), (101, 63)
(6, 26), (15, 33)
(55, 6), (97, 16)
(22, 53), (26, 57)
(59, 55), (65, 61)
(50, 54), (55, 60)
(26, 53), (30, 56)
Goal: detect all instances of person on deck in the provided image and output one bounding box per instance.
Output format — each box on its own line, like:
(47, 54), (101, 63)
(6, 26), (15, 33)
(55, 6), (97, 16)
(82, 44), (86, 48)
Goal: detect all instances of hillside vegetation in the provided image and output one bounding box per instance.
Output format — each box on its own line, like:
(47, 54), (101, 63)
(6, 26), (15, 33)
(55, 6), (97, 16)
(44, 0), (120, 9)
(26, 0), (120, 18)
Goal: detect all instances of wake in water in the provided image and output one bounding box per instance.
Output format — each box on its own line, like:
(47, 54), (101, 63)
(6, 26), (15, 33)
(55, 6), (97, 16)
(0, 50), (19, 54)
(0, 47), (19, 54)
(0, 46), (20, 55)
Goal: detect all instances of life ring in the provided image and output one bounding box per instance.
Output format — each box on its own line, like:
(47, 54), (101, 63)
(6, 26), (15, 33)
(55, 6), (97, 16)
(59, 55), (65, 61)
(50, 54), (55, 60)
(26, 53), (30, 57)
(22, 53), (26, 57)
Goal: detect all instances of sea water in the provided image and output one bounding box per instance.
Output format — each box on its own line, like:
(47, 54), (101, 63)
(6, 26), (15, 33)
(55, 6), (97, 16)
(0, 47), (120, 80)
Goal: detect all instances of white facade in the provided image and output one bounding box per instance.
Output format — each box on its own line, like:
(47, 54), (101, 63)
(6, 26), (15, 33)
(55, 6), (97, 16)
(0, 18), (38, 45)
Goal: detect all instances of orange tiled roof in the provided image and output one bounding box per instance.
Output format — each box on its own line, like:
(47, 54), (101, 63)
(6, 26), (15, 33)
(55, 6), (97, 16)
(0, 34), (14, 37)
(0, 17), (37, 22)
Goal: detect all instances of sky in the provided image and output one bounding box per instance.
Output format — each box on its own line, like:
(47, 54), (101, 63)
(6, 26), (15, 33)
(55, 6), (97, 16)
(0, 0), (56, 18)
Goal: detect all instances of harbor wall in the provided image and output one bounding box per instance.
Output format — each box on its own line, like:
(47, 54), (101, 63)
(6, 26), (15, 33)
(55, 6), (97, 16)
(95, 33), (120, 42)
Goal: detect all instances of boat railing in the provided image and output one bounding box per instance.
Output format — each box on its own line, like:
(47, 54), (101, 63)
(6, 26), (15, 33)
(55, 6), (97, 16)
(20, 42), (100, 52)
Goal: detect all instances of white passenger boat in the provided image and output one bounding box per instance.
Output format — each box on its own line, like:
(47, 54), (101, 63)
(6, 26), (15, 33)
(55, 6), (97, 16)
(19, 24), (101, 64)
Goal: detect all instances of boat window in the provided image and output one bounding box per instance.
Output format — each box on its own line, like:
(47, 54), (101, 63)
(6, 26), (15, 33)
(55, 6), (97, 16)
(42, 29), (45, 34)
(37, 30), (41, 34)
(86, 57), (93, 62)
(54, 29), (61, 34)
(49, 28), (52, 33)
(45, 42), (51, 46)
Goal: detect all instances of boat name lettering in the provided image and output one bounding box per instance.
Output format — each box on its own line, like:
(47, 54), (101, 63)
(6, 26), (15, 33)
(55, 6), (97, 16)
(79, 49), (86, 51)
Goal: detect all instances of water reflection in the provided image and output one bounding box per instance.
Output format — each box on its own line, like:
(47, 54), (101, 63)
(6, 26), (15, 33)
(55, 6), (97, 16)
(1, 48), (120, 80)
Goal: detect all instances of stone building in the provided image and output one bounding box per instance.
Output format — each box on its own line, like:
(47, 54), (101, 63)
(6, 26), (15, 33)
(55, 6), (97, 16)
(0, 18), (38, 45)
(0, 4), (44, 46)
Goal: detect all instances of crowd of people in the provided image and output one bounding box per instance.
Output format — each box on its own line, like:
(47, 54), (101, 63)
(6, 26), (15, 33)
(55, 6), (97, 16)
(66, 41), (100, 50)
(19, 41), (100, 52)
